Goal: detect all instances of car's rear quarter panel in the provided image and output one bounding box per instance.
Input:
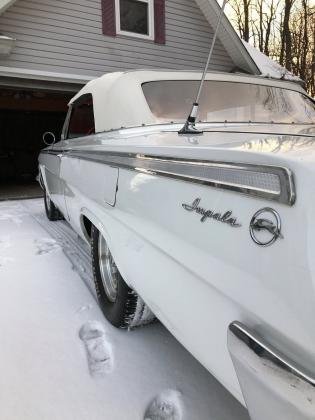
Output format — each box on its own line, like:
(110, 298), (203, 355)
(57, 132), (315, 403)
(107, 149), (315, 403)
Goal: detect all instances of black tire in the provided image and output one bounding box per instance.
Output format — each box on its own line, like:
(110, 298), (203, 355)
(44, 189), (63, 221)
(91, 225), (153, 328)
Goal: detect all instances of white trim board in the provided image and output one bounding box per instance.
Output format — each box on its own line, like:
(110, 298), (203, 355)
(0, 35), (15, 55)
(0, 66), (95, 85)
(0, 0), (17, 14)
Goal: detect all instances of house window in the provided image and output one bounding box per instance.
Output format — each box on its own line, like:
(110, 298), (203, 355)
(115, 0), (154, 40)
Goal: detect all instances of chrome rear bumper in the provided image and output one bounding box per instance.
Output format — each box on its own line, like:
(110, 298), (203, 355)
(228, 322), (315, 420)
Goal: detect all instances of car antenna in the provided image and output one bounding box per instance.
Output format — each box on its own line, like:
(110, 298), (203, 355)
(178, 0), (229, 135)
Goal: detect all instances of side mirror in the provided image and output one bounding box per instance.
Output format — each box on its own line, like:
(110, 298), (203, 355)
(42, 131), (56, 146)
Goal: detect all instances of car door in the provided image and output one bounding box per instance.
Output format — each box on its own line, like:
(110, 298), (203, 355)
(59, 94), (98, 231)
(39, 132), (67, 213)
(59, 93), (120, 236)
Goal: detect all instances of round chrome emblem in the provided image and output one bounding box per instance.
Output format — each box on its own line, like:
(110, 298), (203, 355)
(250, 208), (283, 247)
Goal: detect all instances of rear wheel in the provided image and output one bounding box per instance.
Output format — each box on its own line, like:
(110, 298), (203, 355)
(91, 225), (154, 328)
(44, 189), (63, 221)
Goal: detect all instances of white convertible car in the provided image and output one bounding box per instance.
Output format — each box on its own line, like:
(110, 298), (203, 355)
(39, 70), (315, 420)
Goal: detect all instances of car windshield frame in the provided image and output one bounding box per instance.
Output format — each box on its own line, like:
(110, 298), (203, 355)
(142, 80), (315, 126)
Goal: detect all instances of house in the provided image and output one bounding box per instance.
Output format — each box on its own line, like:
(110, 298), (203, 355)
(0, 0), (260, 199)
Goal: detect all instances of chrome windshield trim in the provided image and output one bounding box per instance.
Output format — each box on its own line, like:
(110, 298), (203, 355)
(40, 150), (296, 206)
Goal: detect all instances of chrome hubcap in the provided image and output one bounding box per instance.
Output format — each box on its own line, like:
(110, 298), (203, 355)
(98, 234), (118, 303)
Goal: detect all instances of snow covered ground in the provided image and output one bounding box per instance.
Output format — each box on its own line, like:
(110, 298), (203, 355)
(0, 199), (249, 420)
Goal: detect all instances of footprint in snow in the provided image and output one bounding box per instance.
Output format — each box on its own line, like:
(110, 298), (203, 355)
(144, 389), (183, 420)
(0, 237), (12, 249)
(79, 321), (113, 376)
(76, 304), (93, 314)
(34, 238), (60, 255)
(0, 210), (25, 224)
(0, 256), (14, 267)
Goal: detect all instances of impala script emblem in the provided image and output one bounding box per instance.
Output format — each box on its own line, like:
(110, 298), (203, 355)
(182, 198), (241, 228)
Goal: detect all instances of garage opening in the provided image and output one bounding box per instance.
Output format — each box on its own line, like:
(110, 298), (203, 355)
(0, 88), (73, 201)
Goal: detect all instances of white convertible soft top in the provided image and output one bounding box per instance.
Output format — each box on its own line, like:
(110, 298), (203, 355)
(70, 70), (307, 133)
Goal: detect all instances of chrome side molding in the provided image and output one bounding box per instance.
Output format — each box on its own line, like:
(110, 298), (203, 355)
(41, 150), (296, 206)
(228, 322), (315, 420)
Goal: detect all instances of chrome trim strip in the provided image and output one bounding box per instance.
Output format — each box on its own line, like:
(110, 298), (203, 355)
(228, 322), (315, 420)
(229, 322), (315, 386)
(40, 150), (296, 206)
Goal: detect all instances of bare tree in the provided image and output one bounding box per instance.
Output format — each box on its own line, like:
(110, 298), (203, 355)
(229, 0), (252, 42)
(280, 0), (296, 70)
(311, 12), (315, 95)
(227, 0), (315, 96)
(252, 0), (281, 56)
(243, 0), (251, 41)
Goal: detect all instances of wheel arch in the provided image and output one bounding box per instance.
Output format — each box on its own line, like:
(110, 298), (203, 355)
(79, 208), (115, 251)
(79, 207), (134, 290)
(81, 214), (92, 240)
(79, 208), (103, 242)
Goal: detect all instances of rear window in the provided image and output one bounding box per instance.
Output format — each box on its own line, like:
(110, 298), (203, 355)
(142, 80), (315, 125)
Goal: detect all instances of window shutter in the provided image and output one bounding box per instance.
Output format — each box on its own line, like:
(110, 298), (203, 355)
(101, 0), (116, 37)
(154, 0), (165, 44)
